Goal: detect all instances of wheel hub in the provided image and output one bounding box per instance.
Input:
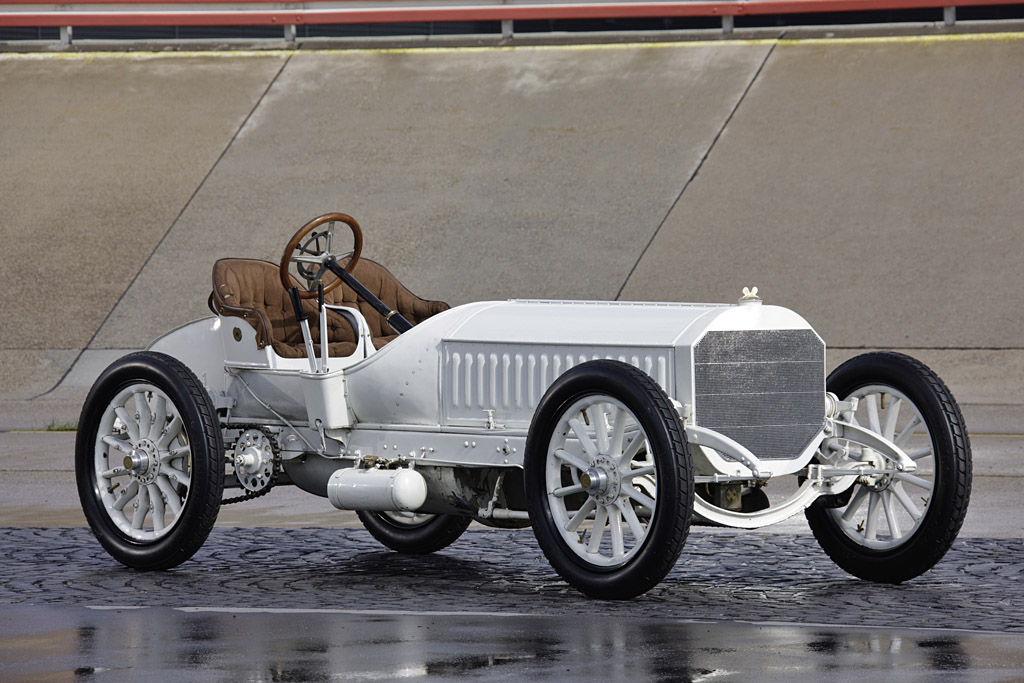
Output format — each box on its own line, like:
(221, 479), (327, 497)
(856, 449), (894, 492)
(123, 439), (160, 484)
(584, 455), (622, 505)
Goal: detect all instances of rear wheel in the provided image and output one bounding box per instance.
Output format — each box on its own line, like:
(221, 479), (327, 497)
(357, 510), (471, 554)
(806, 352), (971, 582)
(75, 352), (224, 570)
(525, 360), (693, 599)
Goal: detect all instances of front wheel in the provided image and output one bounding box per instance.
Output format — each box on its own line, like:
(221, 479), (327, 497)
(356, 510), (471, 554)
(806, 352), (971, 582)
(525, 360), (693, 600)
(75, 352), (224, 570)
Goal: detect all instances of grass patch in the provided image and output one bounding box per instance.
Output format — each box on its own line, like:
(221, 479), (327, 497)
(44, 419), (78, 432)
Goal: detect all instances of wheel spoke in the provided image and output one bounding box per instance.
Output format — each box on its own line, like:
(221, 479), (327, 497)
(156, 476), (183, 516)
(553, 483), (584, 498)
(865, 394), (882, 435)
(148, 484), (166, 532)
(114, 407), (140, 443)
(148, 394), (167, 441)
(590, 405), (611, 455)
(162, 465), (191, 489)
(587, 505), (609, 553)
(841, 485), (869, 522)
(568, 418), (598, 461)
(894, 472), (933, 493)
(617, 499), (646, 541)
(610, 407), (628, 456)
(882, 398), (902, 441)
(864, 492), (880, 540)
(881, 490), (902, 539)
(894, 415), (922, 448)
(565, 498), (596, 533)
(135, 392), (152, 438)
(892, 482), (923, 521)
(623, 486), (655, 511)
(906, 447), (933, 461)
(609, 506), (625, 558)
(621, 465), (655, 481)
(101, 435), (133, 456)
(161, 445), (190, 465)
(112, 480), (140, 511)
(616, 430), (646, 468)
(132, 485), (150, 529)
(156, 415), (183, 450)
(554, 448), (591, 473)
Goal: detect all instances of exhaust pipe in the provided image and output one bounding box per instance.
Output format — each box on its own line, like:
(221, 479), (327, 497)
(327, 467), (428, 512)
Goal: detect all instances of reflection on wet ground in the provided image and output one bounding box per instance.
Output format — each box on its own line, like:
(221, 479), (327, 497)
(1, 527), (1022, 681)
(3, 606), (1023, 682)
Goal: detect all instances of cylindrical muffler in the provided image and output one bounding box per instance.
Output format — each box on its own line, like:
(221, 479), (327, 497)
(327, 467), (428, 512)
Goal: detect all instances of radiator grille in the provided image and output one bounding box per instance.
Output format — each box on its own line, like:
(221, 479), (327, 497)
(693, 329), (824, 461)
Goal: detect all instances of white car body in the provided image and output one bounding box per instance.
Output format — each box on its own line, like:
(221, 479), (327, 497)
(151, 294), (883, 528)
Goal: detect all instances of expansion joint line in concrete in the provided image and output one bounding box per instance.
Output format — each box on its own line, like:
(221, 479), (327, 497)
(613, 38), (778, 301)
(29, 52), (294, 401)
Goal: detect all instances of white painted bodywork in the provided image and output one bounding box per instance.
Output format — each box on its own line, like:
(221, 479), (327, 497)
(147, 296), (917, 528)
(345, 298), (812, 430)
(151, 299), (815, 458)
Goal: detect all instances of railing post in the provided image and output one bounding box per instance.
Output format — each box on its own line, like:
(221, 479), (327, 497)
(943, 6), (956, 26)
(284, 24), (297, 42)
(501, 18), (513, 39)
(59, 25), (72, 45)
(722, 14), (734, 34)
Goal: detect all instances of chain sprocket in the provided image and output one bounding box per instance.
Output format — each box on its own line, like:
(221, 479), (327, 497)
(223, 425), (280, 505)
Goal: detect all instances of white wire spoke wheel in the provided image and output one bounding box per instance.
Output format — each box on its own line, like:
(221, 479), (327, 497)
(806, 352), (971, 583)
(526, 360), (693, 600)
(76, 352), (224, 570)
(545, 395), (656, 568)
(830, 384), (935, 550)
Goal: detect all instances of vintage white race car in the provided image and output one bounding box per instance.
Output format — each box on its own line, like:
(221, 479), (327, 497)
(76, 214), (972, 599)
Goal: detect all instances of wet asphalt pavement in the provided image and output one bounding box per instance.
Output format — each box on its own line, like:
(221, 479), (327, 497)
(2, 527), (1022, 680)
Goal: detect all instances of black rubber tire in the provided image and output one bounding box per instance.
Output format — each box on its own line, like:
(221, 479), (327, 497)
(806, 352), (972, 583)
(357, 510), (472, 554)
(75, 351), (224, 570)
(525, 360), (693, 600)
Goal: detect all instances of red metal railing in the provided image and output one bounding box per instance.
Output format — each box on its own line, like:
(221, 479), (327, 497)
(0, 0), (1019, 39)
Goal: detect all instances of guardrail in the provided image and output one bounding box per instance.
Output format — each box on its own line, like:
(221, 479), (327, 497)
(1, 0), (1020, 45)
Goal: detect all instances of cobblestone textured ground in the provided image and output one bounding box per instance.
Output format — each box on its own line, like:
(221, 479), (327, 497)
(2, 527), (1021, 633)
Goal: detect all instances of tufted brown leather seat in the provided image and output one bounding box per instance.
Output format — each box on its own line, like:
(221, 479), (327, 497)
(320, 259), (450, 349)
(211, 258), (448, 359)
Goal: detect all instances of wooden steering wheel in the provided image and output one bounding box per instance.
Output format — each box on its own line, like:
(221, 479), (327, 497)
(280, 213), (363, 299)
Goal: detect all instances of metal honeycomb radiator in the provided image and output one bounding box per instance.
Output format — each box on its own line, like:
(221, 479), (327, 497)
(693, 329), (824, 461)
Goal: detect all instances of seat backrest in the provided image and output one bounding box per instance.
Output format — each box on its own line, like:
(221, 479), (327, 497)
(211, 257), (449, 357)
(211, 258), (357, 359)
(323, 258), (450, 348)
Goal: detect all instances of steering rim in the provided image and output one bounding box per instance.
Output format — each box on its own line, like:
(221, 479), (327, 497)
(280, 213), (363, 299)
